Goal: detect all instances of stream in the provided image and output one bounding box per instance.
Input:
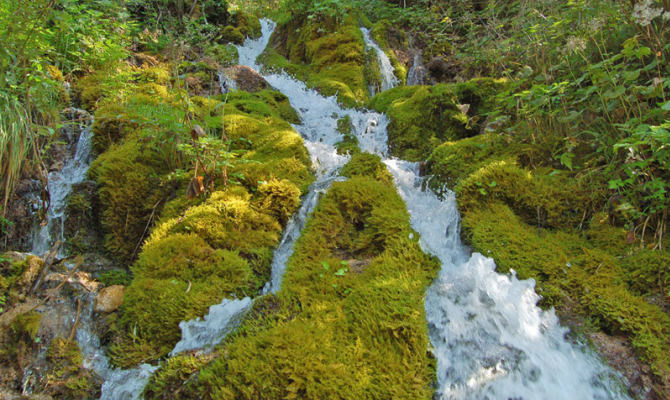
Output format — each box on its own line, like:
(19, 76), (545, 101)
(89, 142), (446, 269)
(48, 18), (631, 399)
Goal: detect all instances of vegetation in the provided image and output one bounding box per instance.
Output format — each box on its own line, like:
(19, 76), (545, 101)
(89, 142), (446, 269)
(143, 154), (439, 399)
(2, 0), (669, 398)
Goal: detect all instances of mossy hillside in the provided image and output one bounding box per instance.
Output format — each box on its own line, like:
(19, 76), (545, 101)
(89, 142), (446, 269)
(462, 202), (670, 384)
(258, 14), (372, 108)
(368, 84), (471, 161)
(144, 154), (440, 399)
(105, 89), (313, 367)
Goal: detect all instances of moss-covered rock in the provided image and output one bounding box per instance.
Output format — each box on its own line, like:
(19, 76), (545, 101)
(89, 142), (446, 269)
(96, 83), (313, 366)
(44, 337), (100, 399)
(144, 156), (439, 399)
(258, 15), (371, 108)
(368, 84), (471, 160)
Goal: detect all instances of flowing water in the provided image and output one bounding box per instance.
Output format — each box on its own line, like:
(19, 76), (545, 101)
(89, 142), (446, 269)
(92, 19), (629, 399)
(407, 51), (427, 86)
(361, 27), (399, 92)
(31, 110), (93, 257)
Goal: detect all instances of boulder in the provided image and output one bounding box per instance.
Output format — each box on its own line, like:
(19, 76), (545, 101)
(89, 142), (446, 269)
(94, 285), (125, 313)
(220, 65), (270, 93)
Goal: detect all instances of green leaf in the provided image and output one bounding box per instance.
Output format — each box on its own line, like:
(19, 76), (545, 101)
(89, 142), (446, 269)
(660, 101), (670, 111)
(334, 268), (348, 276)
(321, 262), (330, 271)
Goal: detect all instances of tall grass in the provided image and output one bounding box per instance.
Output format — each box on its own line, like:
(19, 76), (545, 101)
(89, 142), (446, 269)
(0, 92), (33, 216)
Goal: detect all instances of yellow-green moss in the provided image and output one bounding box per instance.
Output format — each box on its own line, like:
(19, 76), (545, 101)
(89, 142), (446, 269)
(259, 15), (370, 108)
(101, 86), (313, 367)
(44, 337), (100, 399)
(368, 84), (471, 160)
(147, 156), (439, 399)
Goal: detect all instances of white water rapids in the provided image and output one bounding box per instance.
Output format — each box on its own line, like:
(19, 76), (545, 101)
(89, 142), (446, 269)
(91, 19), (630, 399)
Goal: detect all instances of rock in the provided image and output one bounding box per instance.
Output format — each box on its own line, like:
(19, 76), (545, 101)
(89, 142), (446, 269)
(221, 65), (270, 93)
(94, 285), (125, 313)
(20, 255), (44, 288)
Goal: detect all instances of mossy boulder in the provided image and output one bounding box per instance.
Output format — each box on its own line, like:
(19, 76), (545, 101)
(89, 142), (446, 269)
(259, 14), (371, 108)
(368, 84), (471, 160)
(44, 337), (100, 399)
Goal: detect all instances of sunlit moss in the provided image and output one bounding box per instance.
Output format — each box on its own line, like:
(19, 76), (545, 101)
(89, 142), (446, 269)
(258, 15), (370, 107)
(147, 156), (439, 399)
(368, 84), (471, 160)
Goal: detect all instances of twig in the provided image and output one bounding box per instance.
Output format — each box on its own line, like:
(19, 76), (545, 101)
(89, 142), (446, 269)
(130, 199), (163, 260)
(68, 298), (81, 342)
(29, 240), (62, 295)
(29, 257), (83, 312)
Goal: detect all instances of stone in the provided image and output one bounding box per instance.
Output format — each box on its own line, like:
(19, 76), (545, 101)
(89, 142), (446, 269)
(221, 65), (270, 93)
(94, 285), (125, 313)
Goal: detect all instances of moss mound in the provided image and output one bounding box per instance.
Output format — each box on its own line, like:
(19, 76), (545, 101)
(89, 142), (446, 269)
(368, 84), (471, 160)
(92, 74), (314, 366)
(258, 14), (373, 108)
(143, 156), (440, 399)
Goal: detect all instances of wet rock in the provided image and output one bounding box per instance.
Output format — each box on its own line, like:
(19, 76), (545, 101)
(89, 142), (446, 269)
(221, 65), (270, 92)
(94, 285), (125, 313)
(589, 332), (657, 399)
(427, 56), (458, 82)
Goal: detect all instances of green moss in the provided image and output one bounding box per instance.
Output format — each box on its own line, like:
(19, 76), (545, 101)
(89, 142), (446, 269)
(88, 135), (172, 262)
(335, 115), (360, 154)
(204, 44), (239, 67)
(151, 157), (439, 399)
(144, 354), (209, 399)
(99, 269), (131, 287)
(45, 337), (99, 399)
(425, 133), (510, 192)
(368, 84), (471, 160)
(340, 152), (393, 186)
(259, 15), (369, 107)
(105, 88), (314, 367)
(11, 310), (41, 340)
(462, 202), (670, 381)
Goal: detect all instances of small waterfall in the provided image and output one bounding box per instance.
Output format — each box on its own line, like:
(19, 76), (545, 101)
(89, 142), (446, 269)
(31, 110), (93, 257)
(361, 27), (399, 92)
(407, 52), (427, 86)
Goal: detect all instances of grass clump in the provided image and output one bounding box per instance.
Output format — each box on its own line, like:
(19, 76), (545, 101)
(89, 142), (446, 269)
(145, 155), (440, 399)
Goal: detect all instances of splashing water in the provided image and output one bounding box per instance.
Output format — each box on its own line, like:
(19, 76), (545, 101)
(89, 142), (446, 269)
(361, 27), (399, 92)
(32, 111), (93, 257)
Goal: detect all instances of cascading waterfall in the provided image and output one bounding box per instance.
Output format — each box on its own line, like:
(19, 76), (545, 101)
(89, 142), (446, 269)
(361, 27), (399, 92)
(31, 110), (93, 257)
(93, 18), (629, 400)
(407, 51), (427, 86)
